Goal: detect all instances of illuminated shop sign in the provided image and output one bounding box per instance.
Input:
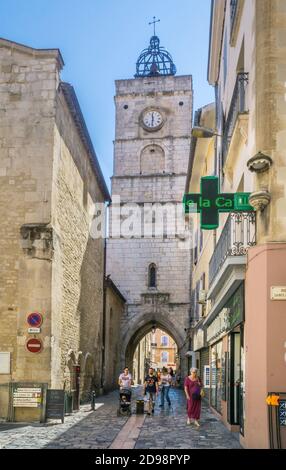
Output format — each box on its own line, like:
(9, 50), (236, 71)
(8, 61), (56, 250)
(207, 308), (230, 343)
(183, 176), (254, 230)
(206, 285), (244, 343)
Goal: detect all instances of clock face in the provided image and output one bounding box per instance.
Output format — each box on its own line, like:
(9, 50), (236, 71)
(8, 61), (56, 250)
(142, 110), (163, 130)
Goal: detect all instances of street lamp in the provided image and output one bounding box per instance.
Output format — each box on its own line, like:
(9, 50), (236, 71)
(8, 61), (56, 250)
(247, 151), (273, 174)
(191, 126), (221, 139)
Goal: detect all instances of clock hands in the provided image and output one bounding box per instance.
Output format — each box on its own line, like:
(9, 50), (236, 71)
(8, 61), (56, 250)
(143, 110), (162, 129)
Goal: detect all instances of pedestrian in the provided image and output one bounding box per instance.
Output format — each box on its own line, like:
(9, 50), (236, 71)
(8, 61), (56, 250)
(175, 370), (181, 387)
(144, 367), (159, 415)
(157, 369), (161, 382)
(168, 367), (176, 387)
(118, 367), (132, 390)
(159, 367), (172, 407)
(184, 367), (203, 427)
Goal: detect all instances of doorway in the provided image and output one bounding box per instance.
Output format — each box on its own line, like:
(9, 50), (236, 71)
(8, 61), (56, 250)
(228, 329), (244, 432)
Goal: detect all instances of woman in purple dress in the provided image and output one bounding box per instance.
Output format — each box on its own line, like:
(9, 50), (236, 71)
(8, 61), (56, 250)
(184, 368), (203, 427)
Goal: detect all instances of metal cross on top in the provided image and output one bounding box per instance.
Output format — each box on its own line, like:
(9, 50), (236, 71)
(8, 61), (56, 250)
(149, 16), (160, 36)
(183, 176), (254, 230)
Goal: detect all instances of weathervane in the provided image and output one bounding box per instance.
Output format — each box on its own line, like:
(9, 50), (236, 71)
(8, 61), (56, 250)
(149, 16), (160, 36)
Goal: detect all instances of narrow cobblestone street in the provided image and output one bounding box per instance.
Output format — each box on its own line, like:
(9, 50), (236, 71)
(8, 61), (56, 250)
(0, 388), (241, 449)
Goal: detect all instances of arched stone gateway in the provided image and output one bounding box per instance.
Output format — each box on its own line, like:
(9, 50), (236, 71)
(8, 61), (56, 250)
(121, 309), (189, 379)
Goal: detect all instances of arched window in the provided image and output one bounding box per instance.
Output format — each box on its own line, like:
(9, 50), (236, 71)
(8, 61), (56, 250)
(148, 263), (157, 288)
(140, 145), (165, 174)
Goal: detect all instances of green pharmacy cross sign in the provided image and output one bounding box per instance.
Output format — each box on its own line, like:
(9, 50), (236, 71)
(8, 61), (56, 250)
(183, 176), (254, 230)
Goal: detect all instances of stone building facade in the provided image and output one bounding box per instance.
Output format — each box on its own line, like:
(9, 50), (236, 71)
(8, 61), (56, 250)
(107, 67), (193, 377)
(0, 38), (111, 421)
(152, 329), (178, 371)
(187, 0), (286, 449)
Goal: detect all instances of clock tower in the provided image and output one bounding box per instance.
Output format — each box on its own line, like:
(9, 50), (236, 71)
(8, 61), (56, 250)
(106, 28), (193, 377)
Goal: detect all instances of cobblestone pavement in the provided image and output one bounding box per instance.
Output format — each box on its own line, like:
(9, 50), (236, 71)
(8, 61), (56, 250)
(135, 387), (241, 449)
(0, 387), (241, 449)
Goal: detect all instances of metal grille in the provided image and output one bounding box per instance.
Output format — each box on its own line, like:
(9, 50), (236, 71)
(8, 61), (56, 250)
(135, 36), (176, 77)
(209, 212), (256, 287)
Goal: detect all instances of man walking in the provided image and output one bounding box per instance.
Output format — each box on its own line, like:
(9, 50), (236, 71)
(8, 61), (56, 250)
(144, 367), (159, 415)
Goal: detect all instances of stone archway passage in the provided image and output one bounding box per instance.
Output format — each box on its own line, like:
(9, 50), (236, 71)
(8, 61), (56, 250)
(133, 326), (179, 385)
(123, 317), (187, 381)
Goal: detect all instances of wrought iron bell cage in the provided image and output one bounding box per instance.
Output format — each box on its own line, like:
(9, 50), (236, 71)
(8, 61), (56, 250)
(135, 35), (177, 78)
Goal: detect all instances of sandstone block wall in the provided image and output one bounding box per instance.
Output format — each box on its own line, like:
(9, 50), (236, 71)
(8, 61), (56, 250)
(0, 42), (59, 420)
(0, 40), (108, 419)
(104, 283), (125, 391)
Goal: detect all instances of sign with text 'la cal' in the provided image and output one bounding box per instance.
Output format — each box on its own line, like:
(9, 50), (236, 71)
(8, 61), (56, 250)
(183, 176), (254, 230)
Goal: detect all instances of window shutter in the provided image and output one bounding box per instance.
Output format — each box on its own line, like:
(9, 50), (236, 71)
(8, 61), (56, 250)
(204, 365), (210, 389)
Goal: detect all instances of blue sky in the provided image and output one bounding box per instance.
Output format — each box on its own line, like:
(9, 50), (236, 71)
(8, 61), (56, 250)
(1, 0), (214, 188)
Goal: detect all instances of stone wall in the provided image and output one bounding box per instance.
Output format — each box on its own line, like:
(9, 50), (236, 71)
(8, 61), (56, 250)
(50, 86), (106, 394)
(0, 40), (59, 421)
(104, 282), (125, 391)
(0, 39), (108, 419)
(255, 0), (286, 243)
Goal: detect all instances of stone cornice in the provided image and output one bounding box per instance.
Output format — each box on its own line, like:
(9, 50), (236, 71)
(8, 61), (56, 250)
(111, 173), (187, 179)
(0, 37), (64, 70)
(114, 136), (191, 143)
(60, 82), (111, 202)
(115, 90), (193, 99)
(105, 276), (126, 303)
(207, 0), (226, 85)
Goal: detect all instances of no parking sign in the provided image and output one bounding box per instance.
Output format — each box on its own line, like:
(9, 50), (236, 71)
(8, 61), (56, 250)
(27, 312), (43, 328)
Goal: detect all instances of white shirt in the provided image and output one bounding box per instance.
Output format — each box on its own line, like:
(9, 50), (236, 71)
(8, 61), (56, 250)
(119, 372), (132, 389)
(160, 373), (171, 387)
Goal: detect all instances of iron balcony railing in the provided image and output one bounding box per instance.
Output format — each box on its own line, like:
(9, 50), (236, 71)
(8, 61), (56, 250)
(209, 212), (256, 287)
(222, 72), (249, 166)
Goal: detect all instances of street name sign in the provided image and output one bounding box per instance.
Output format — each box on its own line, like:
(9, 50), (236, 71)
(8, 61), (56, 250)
(13, 387), (42, 408)
(28, 327), (41, 334)
(183, 176), (254, 230)
(271, 286), (286, 301)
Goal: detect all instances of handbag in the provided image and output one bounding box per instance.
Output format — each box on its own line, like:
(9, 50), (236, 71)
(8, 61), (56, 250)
(200, 388), (205, 398)
(192, 385), (201, 401)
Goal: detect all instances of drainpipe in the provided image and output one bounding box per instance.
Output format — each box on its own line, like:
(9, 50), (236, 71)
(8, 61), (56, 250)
(101, 238), (107, 393)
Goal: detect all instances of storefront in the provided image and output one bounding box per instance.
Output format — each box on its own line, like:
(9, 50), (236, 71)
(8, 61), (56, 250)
(210, 340), (223, 414)
(206, 283), (245, 432)
(193, 327), (210, 400)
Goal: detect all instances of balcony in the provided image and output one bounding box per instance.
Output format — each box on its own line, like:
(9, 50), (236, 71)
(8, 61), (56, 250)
(222, 72), (249, 168)
(209, 212), (256, 289)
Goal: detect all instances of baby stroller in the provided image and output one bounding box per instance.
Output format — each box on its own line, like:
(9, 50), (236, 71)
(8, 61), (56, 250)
(117, 388), (132, 416)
